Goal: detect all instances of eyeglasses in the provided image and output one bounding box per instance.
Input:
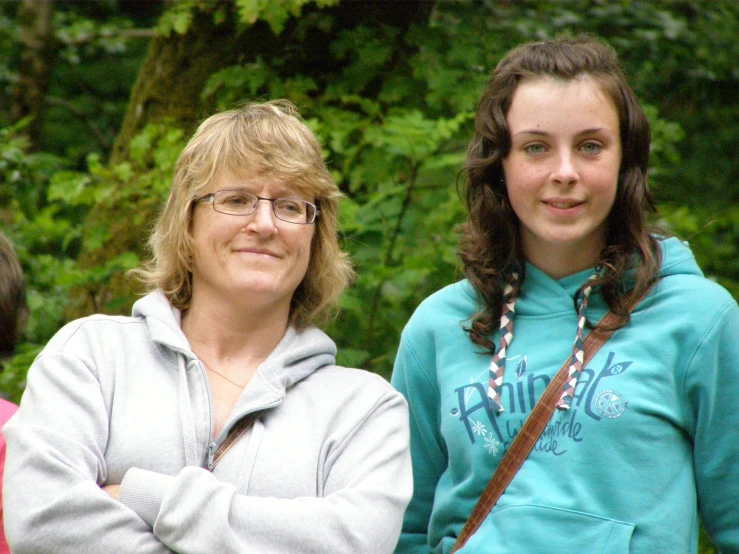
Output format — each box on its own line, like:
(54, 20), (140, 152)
(193, 189), (320, 225)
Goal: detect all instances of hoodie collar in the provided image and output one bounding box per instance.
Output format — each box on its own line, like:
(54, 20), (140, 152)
(132, 290), (337, 395)
(485, 236), (701, 414)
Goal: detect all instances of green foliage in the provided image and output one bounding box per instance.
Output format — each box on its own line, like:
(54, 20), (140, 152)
(156, 0), (207, 37)
(0, 119), (64, 212)
(53, 10), (138, 62)
(0, 3), (733, 547)
(0, 1), (157, 162)
(3, 1), (739, 416)
(0, 122), (73, 397)
(660, 204), (739, 299)
(0, 9), (17, 100)
(0, 345), (41, 404)
(322, 108), (472, 374)
(0, 117), (185, 399)
(643, 104), (685, 185)
(157, 0), (340, 37)
(235, 0), (339, 34)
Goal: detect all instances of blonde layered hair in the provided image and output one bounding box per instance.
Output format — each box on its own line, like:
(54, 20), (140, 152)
(134, 100), (353, 328)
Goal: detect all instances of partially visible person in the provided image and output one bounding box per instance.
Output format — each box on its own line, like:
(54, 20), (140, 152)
(392, 35), (739, 553)
(4, 100), (412, 553)
(0, 232), (28, 359)
(0, 232), (26, 554)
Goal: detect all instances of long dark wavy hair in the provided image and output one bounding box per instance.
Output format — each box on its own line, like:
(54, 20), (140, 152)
(459, 35), (662, 353)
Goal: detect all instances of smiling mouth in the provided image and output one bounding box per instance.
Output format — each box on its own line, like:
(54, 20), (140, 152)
(237, 249), (279, 258)
(545, 200), (583, 209)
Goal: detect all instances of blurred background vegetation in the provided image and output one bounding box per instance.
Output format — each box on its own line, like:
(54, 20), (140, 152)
(0, 2), (736, 548)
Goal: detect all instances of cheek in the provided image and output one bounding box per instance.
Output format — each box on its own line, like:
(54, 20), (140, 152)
(594, 171), (620, 210)
(504, 177), (534, 214)
(290, 228), (315, 266)
(301, 232), (315, 264)
(503, 158), (539, 193)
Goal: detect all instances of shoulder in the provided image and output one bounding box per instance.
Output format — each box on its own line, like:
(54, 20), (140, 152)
(649, 235), (736, 314)
(299, 366), (408, 426)
(307, 365), (403, 403)
(416, 279), (476, 312)
(654, 273), (736, 314)
(634, 266), (738, 354)
(41, 314), (147, 356)
(285, 366), (408, 448)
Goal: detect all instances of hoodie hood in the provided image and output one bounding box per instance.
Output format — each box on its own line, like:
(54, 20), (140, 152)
(465, 236), (705, 412)
(132, 290), (190, 353)
(460, 236), (704, 319)
(132, 290), (337, 390)
(131, 290), (340, 474)
(658, 236), (704, 280)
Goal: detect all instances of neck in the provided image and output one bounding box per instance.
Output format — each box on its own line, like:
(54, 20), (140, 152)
(527, 255), (595, 280)
(181, 292), (290, 373)
(523, 241), (603, 281)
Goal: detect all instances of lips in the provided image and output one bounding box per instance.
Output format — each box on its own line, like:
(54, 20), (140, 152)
(235, 247), (280, 258)
(543, 199), (584, 209)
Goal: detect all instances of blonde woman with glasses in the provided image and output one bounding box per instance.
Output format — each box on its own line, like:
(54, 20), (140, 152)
(4, 100), (412, 554)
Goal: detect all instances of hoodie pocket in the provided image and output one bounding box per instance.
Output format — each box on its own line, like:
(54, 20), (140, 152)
(459, 504), (635, 554)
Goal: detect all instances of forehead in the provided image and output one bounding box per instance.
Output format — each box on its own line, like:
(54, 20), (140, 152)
(507, 76), (619, 133)
(208, 170), (316, 197)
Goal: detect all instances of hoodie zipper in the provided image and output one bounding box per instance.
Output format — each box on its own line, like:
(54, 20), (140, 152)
(206, 441), (218, 469)
(206, 403), (279, 471)
(196, 360), (282, 470)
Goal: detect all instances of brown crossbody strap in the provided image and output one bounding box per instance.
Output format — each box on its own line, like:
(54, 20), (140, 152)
(450, 287), (651, 553)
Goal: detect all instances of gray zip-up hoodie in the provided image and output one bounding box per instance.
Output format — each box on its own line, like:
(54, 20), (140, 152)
(4, 291), (412, 553)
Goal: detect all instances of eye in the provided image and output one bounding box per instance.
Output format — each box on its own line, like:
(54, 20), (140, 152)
(524, 143), (546, 155)
(580, 141), (603, 154)
(275, 199), (305, 215)
(220, 191), (254, 207)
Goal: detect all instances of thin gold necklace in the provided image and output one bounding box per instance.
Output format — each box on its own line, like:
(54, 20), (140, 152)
(203, 362), (245, 388)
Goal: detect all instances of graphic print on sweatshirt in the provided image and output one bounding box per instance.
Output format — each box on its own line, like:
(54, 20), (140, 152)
(448, 351), (631, 457)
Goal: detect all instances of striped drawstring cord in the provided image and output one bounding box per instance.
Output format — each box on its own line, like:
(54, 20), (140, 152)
(487, 273), (518, 413)
(487, 273), (596, 414)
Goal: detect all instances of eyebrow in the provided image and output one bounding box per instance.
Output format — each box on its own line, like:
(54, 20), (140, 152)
(218, 186), (311, 200)
(511, 127), (615, 139)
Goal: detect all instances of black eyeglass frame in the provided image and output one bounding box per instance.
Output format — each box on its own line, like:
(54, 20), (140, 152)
(193, 190), (320, 225)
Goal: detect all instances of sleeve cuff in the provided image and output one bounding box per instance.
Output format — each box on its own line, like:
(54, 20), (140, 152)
(119, 468), (174, 527)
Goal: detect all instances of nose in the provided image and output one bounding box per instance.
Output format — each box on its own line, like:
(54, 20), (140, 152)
(245, 199), (277, 234)
(551, 149), (579, 186)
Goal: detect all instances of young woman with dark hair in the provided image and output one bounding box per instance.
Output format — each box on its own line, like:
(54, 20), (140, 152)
(392, 36), (739, 553)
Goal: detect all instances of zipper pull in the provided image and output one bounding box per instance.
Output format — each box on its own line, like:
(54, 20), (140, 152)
(206, 441), (218, 470)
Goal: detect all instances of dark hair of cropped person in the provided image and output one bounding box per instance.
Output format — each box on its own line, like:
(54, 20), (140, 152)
(0, 233), (29, 359)
(458, 34), (663, 353)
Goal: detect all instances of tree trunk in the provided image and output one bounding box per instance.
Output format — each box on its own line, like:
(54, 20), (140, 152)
(110, 4), (279, 164)
(11, 0), (56, 152)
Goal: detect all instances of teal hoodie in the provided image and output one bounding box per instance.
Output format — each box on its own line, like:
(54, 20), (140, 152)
(392, 237), (739, 553)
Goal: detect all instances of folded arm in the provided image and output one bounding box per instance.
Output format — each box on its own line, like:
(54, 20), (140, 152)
(3, 350), (172, 554)
(117, 391), (412, 554)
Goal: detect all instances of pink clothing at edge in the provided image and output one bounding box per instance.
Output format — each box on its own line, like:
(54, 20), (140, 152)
(0, 398), (18, 554)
